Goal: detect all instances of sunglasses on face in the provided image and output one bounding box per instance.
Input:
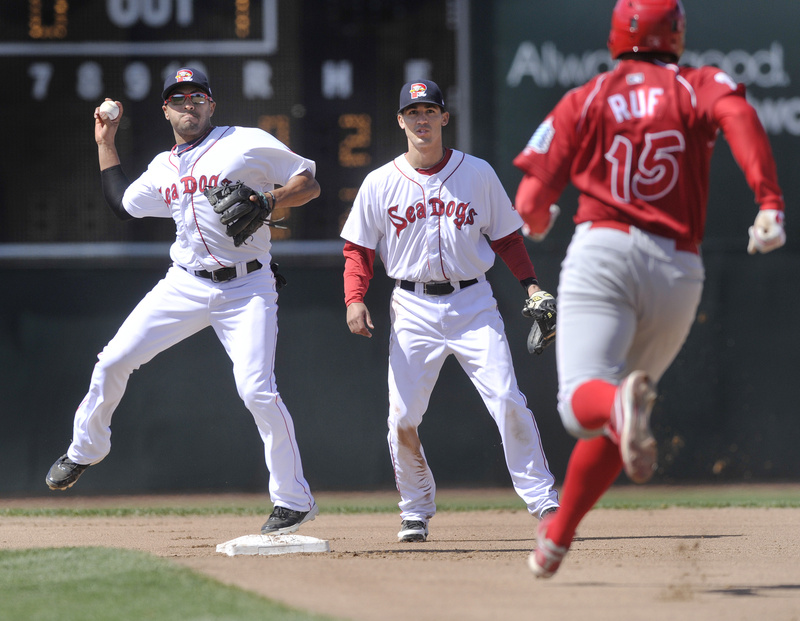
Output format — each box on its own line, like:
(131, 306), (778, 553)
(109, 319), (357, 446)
(164, 92), (211, 106)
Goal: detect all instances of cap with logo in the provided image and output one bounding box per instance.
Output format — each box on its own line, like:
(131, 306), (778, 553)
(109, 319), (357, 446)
(397, 80), (446, 114)
(162, 67), (213, 101)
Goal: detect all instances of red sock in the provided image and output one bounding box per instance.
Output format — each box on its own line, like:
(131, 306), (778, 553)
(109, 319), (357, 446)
(571, 379), (617, 430)
(546, 435), (622, 548)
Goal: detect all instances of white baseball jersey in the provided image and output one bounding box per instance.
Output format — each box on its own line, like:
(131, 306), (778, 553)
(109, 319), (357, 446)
(341, 150), (523, 279)
(123, 125), (315, 271)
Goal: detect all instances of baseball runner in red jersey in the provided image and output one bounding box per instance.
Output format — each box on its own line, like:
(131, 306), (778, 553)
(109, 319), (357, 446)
(513, 0), (786, 577)
(45, 67), (321, 535)
(341, 80), (559, 542)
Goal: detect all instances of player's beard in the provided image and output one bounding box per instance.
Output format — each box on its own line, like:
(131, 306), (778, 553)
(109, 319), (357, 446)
(173, 113), (211, 142)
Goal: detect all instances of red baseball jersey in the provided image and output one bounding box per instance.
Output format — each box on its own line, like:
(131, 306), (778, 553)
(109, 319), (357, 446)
(513, 59), (783, 244)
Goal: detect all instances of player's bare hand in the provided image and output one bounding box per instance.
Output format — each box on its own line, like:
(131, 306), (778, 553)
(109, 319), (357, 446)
(94, 99), (123, 145)
(347, 302), (374, 338)
(526, 283), (543, 298)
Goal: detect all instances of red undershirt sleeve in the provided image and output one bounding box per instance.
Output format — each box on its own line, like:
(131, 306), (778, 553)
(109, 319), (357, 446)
(490, 231), (537, 285)
(343, 240), (376, 306)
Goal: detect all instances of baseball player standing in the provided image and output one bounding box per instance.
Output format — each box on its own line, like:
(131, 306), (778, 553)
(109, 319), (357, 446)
(45, 67), (321, 536)
(513, 0), (786, 577)
(341, 80), (560, 542)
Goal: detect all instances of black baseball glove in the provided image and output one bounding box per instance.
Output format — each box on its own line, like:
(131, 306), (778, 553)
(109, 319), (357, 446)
(522, 290), (557, 355)
(270, 262), (287, 290)
(204, 181), (279, 247)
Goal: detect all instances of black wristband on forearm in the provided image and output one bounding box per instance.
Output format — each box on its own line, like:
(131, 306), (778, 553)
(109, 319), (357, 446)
(521, 277), (539, 289)
(100, 165), (133, 221)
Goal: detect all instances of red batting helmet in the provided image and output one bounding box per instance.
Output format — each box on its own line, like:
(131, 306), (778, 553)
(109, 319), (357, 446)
(608, 0), (686, 60)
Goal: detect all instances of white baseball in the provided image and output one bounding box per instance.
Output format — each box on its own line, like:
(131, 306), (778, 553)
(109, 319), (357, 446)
(99, 100), (119, 120)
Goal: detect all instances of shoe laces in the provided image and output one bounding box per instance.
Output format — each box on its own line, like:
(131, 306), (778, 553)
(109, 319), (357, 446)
(271, 506), (297, 519)
(59, 458), (84, 471)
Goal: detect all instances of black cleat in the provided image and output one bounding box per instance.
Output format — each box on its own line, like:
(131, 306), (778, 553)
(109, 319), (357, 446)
(540, 506), (559, 520)
(397, 519), (429, 542)
(261, 504), (319, 535)
(46, 454), (89, 490)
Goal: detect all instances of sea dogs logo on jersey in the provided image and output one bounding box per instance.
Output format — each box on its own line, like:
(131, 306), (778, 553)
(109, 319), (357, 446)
(388, 198), (477, 237)
(174, 69), (195, 83)
(409, 83), (428, 99)
(159, 174), (222, 205)
(526, 117), (555, 154)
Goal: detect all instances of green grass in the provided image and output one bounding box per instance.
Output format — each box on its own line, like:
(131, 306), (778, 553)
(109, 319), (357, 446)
(0, 547), (340, 621)
(596, 483), (800, 509)
(425, 483), (800, 511)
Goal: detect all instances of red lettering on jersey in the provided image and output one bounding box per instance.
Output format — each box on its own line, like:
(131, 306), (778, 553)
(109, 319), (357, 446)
(170, 185), (179, 201)
(388, 205), (408, 237)
(454, 202), (470, 229)
(176, 174), (222, 197)
(429, 198), (445, 216)
(389, 200), (475, 236)
(181, 176), (197, 194)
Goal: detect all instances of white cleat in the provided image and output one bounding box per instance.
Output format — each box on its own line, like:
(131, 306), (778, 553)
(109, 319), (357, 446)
(617, 371), (658, 484)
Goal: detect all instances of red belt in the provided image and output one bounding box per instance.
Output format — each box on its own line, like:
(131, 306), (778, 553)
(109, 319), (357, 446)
(590, 221), (699, 255)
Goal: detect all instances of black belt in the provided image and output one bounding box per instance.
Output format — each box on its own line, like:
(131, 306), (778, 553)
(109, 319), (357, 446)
(399, 278), (478, 296)
(182, 260), (263, 283)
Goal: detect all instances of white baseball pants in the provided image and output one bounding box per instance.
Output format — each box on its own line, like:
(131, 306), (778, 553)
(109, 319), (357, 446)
(67, 264), (314, 511)
(387, 280), (559, 521)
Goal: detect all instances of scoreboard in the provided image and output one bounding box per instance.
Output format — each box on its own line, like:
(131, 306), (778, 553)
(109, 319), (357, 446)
(0, 0), (457, 242)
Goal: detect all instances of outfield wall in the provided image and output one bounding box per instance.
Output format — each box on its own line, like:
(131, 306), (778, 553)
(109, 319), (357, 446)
(2, 240), (798, 495)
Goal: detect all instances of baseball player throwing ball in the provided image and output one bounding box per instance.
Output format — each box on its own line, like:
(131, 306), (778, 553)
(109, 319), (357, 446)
(46, 67), (321, 536)
(341, 80), (559, 542)
(513, 0), (786, 578)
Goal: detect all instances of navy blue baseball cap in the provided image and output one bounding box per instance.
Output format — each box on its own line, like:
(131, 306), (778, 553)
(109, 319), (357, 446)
(162, 67), (213, 100)
(398, 80), (446, 114)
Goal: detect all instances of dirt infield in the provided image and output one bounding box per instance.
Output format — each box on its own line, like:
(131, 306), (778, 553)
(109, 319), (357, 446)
(3, 492), (800, 621)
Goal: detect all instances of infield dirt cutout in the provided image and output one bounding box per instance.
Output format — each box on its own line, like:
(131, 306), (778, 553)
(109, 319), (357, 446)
(3, 488), (799, 621)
